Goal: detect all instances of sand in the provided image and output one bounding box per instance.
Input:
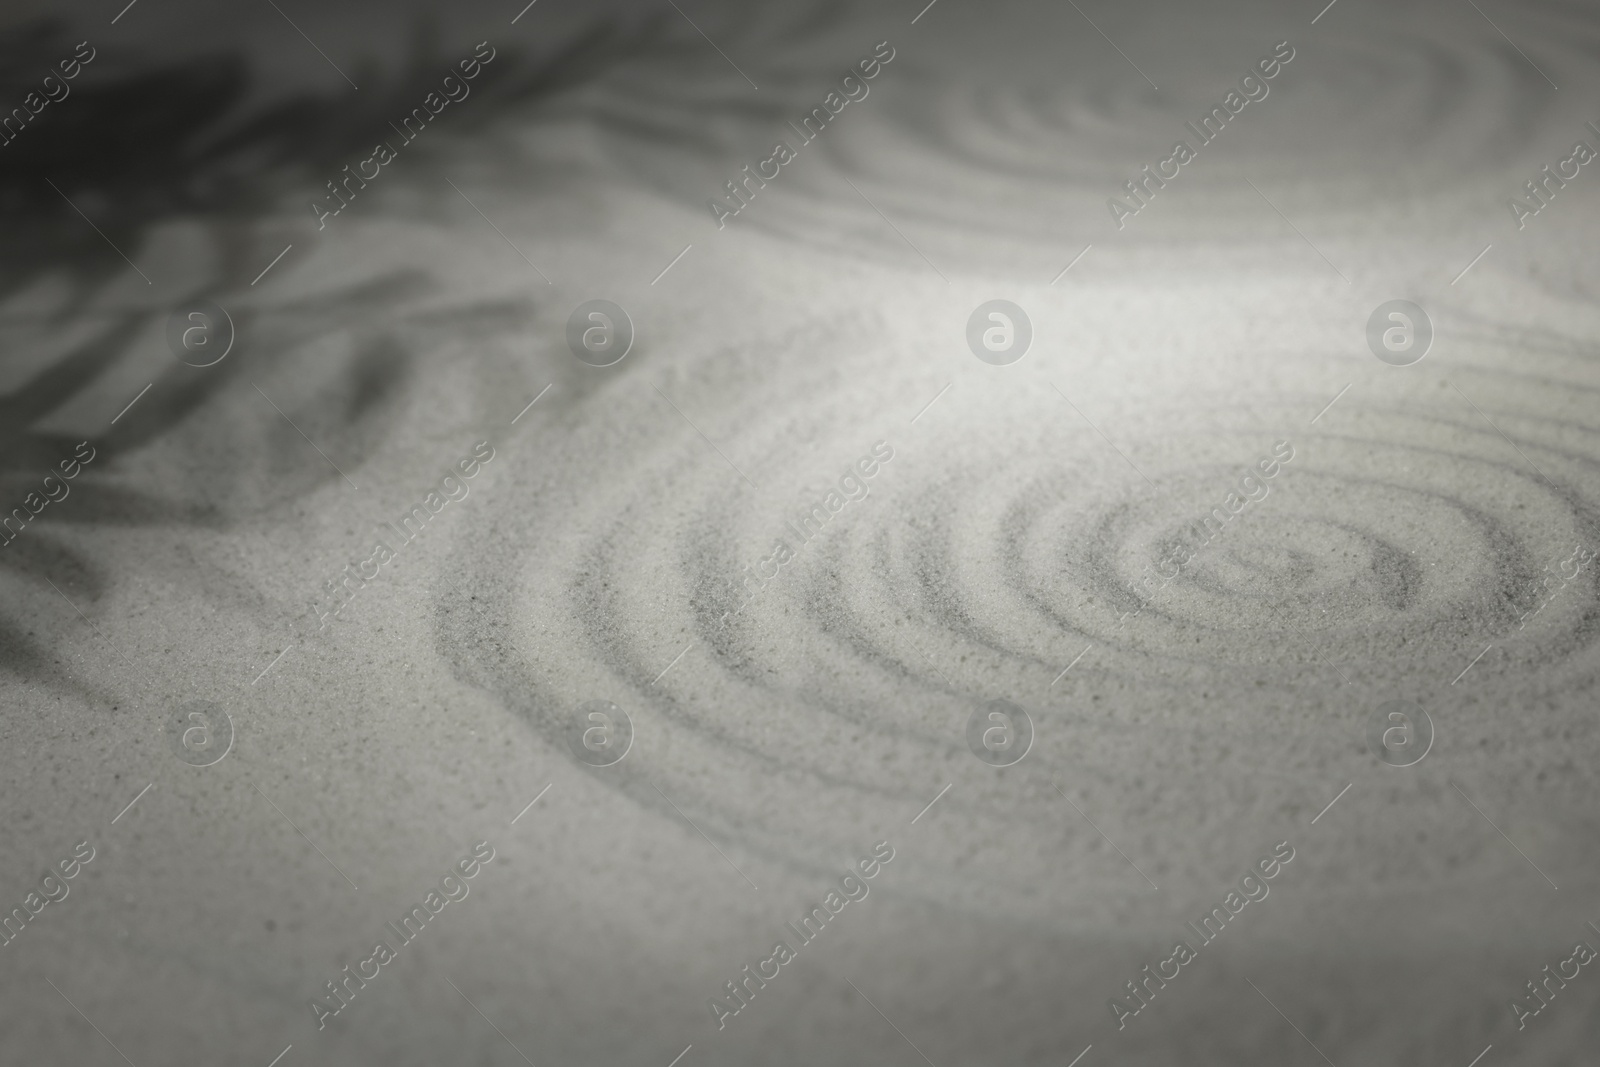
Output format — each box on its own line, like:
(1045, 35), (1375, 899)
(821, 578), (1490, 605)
(2, 0), (1599, 1063)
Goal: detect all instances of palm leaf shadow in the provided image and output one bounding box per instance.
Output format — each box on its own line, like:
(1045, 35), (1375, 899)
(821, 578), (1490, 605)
(0, 13), (671, 692)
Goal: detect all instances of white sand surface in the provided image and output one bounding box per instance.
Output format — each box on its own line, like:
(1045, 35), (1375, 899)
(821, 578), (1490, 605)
(2, 0), (1599, 1063)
